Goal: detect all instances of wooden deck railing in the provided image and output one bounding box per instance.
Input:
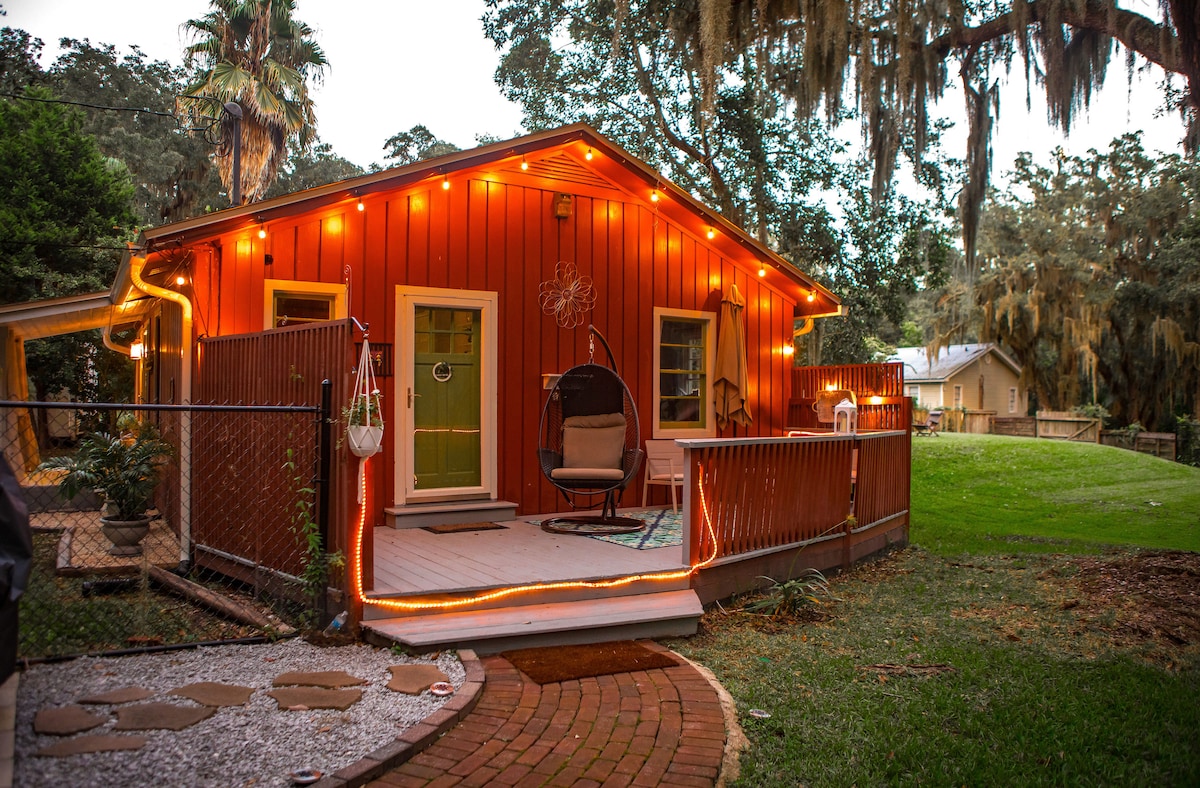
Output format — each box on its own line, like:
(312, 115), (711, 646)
(678, 430), (910, 568)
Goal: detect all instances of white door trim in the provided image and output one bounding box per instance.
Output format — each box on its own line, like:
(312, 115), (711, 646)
(395, 285), (498, 505)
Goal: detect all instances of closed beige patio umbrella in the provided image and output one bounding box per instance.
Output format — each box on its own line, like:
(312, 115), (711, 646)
(714, 284), (752, 429)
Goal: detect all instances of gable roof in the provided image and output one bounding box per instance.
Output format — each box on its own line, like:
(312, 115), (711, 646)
(889, 343), (1022, 382)
(129, 123), (842, 319)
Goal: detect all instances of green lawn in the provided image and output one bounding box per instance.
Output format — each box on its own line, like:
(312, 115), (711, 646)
(669, 433), (1200, 787)
(910, 433), (1200, 556)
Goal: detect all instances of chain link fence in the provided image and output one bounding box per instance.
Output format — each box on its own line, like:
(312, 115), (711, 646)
(2, 399), (331, 662)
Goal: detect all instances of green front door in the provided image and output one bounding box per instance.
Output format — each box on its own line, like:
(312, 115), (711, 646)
(412, 306), (482, 490)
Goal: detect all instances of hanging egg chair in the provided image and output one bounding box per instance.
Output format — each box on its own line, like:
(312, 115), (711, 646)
(537, 326), (645, 534)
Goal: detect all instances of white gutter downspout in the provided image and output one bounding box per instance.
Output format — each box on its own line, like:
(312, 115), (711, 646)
(128, 252), (194, 566)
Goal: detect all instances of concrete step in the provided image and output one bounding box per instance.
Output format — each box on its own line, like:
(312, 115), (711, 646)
(361, 589), (703, 654)
(384, 499), (519, 529)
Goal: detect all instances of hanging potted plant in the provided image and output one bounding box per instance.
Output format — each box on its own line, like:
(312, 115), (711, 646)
(345, 338), (384, 458)
(41, 419), (173, 556)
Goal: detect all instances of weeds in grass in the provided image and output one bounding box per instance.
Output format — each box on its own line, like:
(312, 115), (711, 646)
(742, 569), (836, 619)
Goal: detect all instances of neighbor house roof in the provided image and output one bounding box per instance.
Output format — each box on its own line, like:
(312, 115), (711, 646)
(128, 123), (842, 319)
(889, 343), (1021, 383)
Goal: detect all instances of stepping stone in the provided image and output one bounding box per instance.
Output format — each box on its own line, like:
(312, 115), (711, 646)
(170, 682), (255, 707)
(272, 670), (365, 688)
(266, 687), (362, 711)
(387, 664), (450, 695)
(78, 687), (155, 705)
(34, 706), (107, 735)
(114, 702), (216, 731)
(37, 735), (148, 757)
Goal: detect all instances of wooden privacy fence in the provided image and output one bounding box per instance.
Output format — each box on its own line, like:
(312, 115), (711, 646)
(678, 431), (910, 567)
(1100, 430), (1177, 461)
(1035, 411), (1101, 442)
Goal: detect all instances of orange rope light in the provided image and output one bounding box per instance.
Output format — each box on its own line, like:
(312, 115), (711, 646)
(352, 461), (720, 613)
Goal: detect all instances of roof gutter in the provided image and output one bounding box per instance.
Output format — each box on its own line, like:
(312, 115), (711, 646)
(127, 249), (193, 566)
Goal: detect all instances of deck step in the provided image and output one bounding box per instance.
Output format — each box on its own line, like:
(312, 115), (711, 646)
(384, 500), (519, 529)
(361, 589), (703, 654)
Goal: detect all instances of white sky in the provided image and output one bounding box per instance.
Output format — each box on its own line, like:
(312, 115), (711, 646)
(3, 0), (1188, 179)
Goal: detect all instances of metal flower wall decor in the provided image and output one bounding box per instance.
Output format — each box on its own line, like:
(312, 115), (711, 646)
(539, 261), (596, 328)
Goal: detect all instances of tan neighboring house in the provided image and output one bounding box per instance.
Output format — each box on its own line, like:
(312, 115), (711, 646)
(890, 343), (1027, 431)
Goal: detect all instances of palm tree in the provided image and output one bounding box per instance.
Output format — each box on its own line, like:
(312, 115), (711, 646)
(182, 0), (328, 204)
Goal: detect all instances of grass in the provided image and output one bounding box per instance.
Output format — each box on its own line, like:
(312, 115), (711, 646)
(19, 531), (269, 660)
(910, 433), (1200, 556)
(667, 433), (1200, 787)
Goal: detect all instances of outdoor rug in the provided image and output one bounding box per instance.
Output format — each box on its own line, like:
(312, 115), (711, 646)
(586, 509), (682, 550)
(501, 640), (679, 685)
(421, 522), (508, 534)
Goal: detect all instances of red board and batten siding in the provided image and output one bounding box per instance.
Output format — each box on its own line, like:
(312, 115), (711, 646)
(186, 172), (800, 520)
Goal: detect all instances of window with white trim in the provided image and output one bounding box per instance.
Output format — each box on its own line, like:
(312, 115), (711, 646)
(906, 384), (919, 400)
(1008, 387), (1018, 414)
(953, 384), (963, 409)
(264, 279), (347, 329)
(653, 307), (716, 438)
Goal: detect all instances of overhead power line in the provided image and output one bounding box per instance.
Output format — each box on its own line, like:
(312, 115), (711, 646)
(0, 91), (176, 118)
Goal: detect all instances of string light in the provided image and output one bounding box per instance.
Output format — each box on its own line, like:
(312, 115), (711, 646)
(357, 198), (365, 212)
(758, 264), (766, 277)
(353, 461), (721, 614)
(441, 176), (450, 190)
(175, 274), (187, 286)
(650, 189), (660, 203)
(706, 227), (716, 240)
(585, 148), (593, 161)
(807, 290), (815, 302)
(520, 156), (529, 171)
(257, 224), (266, 240)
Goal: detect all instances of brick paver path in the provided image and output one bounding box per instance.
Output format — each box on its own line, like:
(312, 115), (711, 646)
(370, 642), (727, 787)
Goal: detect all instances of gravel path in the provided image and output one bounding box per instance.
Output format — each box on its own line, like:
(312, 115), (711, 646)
(15, 638), (464, 787)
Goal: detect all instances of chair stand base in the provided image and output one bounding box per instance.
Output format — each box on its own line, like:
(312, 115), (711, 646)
(540, 516), (647, 536)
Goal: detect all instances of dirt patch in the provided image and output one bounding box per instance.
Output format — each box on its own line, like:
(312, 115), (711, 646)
(1048, 550), (1200, 653)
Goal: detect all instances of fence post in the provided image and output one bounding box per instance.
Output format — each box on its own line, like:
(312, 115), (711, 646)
(316, 379), (333, 624)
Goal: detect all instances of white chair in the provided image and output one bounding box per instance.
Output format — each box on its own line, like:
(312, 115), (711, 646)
(641, 439), (685, 512)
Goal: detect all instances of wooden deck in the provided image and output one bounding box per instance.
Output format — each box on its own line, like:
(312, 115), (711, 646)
(370, 512), (686, 596)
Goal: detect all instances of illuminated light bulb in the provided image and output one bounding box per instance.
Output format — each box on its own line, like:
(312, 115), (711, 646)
(807, 290), (815, 302)
(585, 148), (593, 160)
(758, 265), (766, 277)
(441, 176), (450, 190)
(357, 199), (365, 212)
(783, 344), (795, 356)
(520, 156), (529, 171)
(175, 274), (187, 286)
(257, 226), (266, 239)
(650, 189), (660, 203)
(706, 227), (716, 240)
(826, 383), (838, 392)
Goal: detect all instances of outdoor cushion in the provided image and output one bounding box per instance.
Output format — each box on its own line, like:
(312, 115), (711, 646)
(551, 467), (626, 481)
(561, 413), (626, 470)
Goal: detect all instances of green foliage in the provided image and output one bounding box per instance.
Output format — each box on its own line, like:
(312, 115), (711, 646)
(0, 86), (136, 304)
(1176, 417), (1200, 468)
(483, 0), (954, 365)
(381, 125), (461, 168)
(976, 136), (1200, 427)
(182, 0), (329, 203)
(910, 433), (1200, 556)
(743, 569), (835, 618)
(342, 391), (384, 429)
(266, 140), (364, 198)
(284, 445), (343, 630)
(39, 422), (173, 520)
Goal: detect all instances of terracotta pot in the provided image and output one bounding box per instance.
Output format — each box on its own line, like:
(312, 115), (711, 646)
(100, 515), (152, 556)
(347, 425), (384, 458)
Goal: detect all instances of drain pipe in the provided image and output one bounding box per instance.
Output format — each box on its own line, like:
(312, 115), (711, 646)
(129, 252), (194, 566)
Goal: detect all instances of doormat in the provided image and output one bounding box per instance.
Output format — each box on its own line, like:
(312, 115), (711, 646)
(421, 522), (508, 534)
(501, 640), (679, 685)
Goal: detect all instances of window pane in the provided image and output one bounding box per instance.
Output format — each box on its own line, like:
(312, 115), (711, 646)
(274, 294), (333, 327)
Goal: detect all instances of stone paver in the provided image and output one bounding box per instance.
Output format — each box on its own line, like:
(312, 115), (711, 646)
(359, 642), (727, 788)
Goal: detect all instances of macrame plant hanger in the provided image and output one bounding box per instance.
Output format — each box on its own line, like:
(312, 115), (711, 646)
(347, 317), (383, 502)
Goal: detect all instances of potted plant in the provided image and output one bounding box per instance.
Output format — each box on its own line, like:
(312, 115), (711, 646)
(41, 420), (173, 556)
(344, 388), (384, 458)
